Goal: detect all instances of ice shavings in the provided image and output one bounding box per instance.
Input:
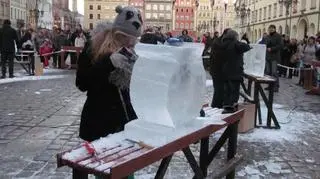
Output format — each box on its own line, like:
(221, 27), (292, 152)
(239, 160), (293, 177)
(238, 103), (316, 143)
(0, 75), (68, 84)
(62, 133), (126, 162)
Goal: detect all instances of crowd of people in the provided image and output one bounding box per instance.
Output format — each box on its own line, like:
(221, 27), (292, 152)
(0, 19), (89, 78)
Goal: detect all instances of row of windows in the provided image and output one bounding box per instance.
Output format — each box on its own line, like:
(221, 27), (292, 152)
(130, 2), (143, 7)
(145, 13), (171, 19)
(245, 0), (316, 24)
(176, 0), (192, 6)
(146, 4), (171, 11)
(175, 22), (193, 30)
(10, 7), (26, 20)
(176, 15), (193, 21)
(176, 8), (193, 13)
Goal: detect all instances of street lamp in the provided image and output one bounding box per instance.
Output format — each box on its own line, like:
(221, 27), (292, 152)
(278, 0), (294, 35)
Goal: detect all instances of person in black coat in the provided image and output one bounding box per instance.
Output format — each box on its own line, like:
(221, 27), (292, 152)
(211, 29), (251, 113)
(0, 20), (18, 78)
(140, 28), (164, 44)
(76, 6), (142, 142)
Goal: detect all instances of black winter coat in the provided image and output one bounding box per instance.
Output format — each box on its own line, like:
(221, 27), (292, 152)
(266, 32), (283, 62)
(140, 33), (163, 44)
(76, 43), (137, 142)
(211, 38), (251, 81)
(0, 24), (18, 53)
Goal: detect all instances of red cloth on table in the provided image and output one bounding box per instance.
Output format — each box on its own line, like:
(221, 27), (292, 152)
(39, 44), (53, 67)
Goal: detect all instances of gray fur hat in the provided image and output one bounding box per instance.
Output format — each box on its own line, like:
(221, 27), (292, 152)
(113, 6), (143, 37)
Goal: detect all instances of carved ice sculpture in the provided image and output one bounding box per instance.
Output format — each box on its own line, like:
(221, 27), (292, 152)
(243, 44), (266, 77)
(124, 43), (206, 146)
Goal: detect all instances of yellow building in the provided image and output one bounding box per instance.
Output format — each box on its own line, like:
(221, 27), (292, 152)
(235, 0), (320, 42)
(195, 0), (235, 36)
(84, 0), (129, 30)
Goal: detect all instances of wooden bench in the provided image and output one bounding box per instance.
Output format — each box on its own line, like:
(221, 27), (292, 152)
(241, 73), (280, 129)
(57, 109), (244, 179)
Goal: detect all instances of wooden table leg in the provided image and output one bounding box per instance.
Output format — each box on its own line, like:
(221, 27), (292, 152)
(72, 168), (88, 179)
(200, 137), (209, 177)
(253, 82), (262, 126)
(155, 155), (173, 179)
(226, 121), (239, 179)
(183, 147), (204, 179)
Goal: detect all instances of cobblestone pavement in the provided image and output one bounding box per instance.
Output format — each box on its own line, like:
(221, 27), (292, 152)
(0, 69), (319, 179)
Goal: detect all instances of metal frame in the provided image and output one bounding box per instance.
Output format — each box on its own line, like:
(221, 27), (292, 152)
(241, 74), (280, 129)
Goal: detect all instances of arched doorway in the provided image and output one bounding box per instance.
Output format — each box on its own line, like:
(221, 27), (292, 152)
(258, 29), (261, 39)
(297, 19), (308, 38)
(254, 29), (257, 42)
(309, 23), (315, 36)
(292, 25), (297, 39)
(279, 26), (283, 34)
(285, 24), (289, 35)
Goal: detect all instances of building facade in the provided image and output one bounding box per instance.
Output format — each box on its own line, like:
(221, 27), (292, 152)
(10, 0), (27, 29)
(144, 0), (172, 31)
(129, 0), (145, 27)
(0, 0), (10, 27)
(195, 0), (212, 36)
(172, 0), (196, 37)
(235, 0), (320, 42)
(84, 0), (129, 30)
(53, 0), (76, 30)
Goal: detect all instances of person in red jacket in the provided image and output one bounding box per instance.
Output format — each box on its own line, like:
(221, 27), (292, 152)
(39, 39), (53, 68)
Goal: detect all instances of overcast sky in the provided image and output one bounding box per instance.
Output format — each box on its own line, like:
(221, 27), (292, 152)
(69, 0), (84, 15)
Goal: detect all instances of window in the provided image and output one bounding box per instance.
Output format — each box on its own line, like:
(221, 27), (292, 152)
(176, 22), (179, 28)
(166, 13), (171, 19)
(268, 5), (271, 19)
(279, 3), (283, 16)
(259, 8), (262, 21)
(153, 4), (157, 10)
(263, 7), (266, 20)
(190, 23), (193, 28)
(146, 4), (151, 10)
(273, 3), (277, 18)
(311, 0), (316, 9)
(180, 23), (184, 29)
(181, 15), (184, 20)
(89, 5), (93, 10)
(89, 23), (93, 29)
(166, 5), (171, 11)
(181, 8), (183, 12)
(185, 15), (189, 20)
(97, 5), (101, 10)
(301, 0), (306, 10)
(146, 13), (151, 19)
(185, 23), (189, 29)
(160, 5), (164, 10)
(14, 8), (16, 19)
(159, 13), (164, 18)
(97, 14), (100, 19)
(89, 14), (93, 19)
(186, 0), (190, 5)
(176, 8), (178, 12)
(152, 13), (158, 19)
(186, 9), (188, 13)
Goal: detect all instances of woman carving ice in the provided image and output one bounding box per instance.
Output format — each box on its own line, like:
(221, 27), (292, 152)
(76, 5), (142, 143)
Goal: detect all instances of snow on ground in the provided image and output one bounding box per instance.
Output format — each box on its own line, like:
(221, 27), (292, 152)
(0, 69), (70, 84)
(237, 159), (292, 178)
(238, 103), (316, 143)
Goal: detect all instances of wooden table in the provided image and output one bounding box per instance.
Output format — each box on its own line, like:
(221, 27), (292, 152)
(240, 73), (280, 129)
(57, 109), (244, 179)
(15, 50), (35, 75)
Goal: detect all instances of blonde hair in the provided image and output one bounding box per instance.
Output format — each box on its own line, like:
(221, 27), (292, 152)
(91, 29), (136, 62)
